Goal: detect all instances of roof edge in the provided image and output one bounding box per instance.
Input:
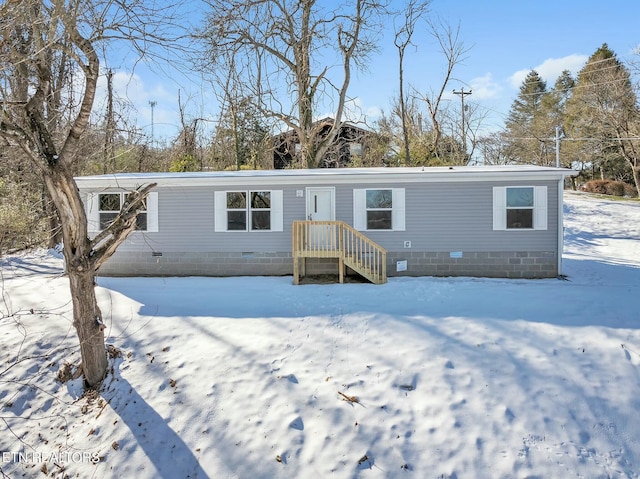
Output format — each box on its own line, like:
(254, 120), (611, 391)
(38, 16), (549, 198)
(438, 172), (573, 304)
(74, 166), (578, 189)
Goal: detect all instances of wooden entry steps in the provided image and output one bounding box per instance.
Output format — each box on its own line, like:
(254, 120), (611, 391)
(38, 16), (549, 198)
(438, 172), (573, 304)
(292, 220), (387, 285)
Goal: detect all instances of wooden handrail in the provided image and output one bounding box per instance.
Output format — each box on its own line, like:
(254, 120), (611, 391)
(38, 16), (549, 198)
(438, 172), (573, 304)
(292, 220), (387, 285)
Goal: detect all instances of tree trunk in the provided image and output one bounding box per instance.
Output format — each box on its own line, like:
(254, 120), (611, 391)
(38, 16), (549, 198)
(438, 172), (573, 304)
(632, 166), (640, 197)
(68, 266), (107, 387)
(1, 0), (164, 391)
(43, 187), (63, 248)
(44, 167), (108, 388)
(398, 49), (410, 166)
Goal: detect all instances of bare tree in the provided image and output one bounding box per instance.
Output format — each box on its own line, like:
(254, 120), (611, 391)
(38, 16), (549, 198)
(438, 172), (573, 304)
(167, 90), (211, 172)
(101, 69), (117, 173)
(566, 44), (640, 193)
(377, 95), (431, 164)
(423, 19), (469, 160)
(0, 1), (186, 387)
(442, 100), (489, 164)
(377, 88), (488, 166)
(393, 0), (430, 165)
(477, 132), (518, 165)
(200, 0), (388, 168)
(205, 51), (272, 171)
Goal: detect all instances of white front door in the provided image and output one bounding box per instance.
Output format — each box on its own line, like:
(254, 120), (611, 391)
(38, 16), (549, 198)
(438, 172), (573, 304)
(306, 187), (336, 248)
(307, 187), (335, 221)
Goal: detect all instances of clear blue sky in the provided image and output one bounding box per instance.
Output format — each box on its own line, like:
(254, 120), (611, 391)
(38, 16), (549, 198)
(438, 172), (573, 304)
(102, 0), (640, 145)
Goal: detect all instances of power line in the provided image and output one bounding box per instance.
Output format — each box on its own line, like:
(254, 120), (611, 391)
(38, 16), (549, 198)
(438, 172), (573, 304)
(518, 60), (626, 87)
(509, 137), (640, 141)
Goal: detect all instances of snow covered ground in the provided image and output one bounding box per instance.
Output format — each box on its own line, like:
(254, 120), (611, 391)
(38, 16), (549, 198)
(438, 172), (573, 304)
(1, 191), (639, 479)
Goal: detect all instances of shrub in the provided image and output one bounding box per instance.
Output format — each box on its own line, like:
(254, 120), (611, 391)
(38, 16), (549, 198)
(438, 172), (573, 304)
(169, 154), (200, 172)
(624, 183), (638, 198)
(0, 182), (48, 253)
(582, 179), (636, 197)
(605, 181), (625, 197)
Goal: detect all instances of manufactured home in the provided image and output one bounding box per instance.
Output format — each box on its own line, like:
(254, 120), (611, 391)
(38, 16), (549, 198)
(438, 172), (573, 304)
(75, 165), (577, 283)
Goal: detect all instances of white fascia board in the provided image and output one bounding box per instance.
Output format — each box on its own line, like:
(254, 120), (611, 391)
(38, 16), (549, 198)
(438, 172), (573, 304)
(74, 167), (578, 190)
(557, 179), (565, 276)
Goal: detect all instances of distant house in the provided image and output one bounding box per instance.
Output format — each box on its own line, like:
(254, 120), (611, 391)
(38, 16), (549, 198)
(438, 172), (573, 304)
(273, 117), (384, 169)
(76, 165), (577, 284)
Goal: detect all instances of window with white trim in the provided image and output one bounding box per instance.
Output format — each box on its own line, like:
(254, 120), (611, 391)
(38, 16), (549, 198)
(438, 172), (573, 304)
(87, 191), (158, 233)
(250, 191), (271, 230)
(224, 191), (271, 231)
(215, 190), (283, 232)
(366, 189), (393, 229)
(506, 187), (533, 228)
(353, 188), (405, 231)
(98, 193), (148, 230)
(226, 191), (248, 230)
(493, 186), (547, 231)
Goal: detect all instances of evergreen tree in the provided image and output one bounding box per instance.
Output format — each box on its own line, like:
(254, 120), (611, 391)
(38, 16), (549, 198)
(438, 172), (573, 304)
(506, 70), (547, 130)
(542, 70), (575, 132)
(504, 70), (552, 164)
(565, 44), (640, 192)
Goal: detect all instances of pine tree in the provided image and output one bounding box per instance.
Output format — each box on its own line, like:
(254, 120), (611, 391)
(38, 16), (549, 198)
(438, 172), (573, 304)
(542, 70), (575, 132)
(506, 70), (547, 130)
(564, 44), (640, 193)
(504, 70), (552, 165)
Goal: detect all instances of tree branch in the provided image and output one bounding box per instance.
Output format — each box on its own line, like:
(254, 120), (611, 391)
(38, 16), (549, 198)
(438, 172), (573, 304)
(89, 183), (157, 270)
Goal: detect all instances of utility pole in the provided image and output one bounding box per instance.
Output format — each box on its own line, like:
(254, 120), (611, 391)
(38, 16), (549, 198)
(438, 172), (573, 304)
(103, 69), (115, 173)
(453, 88), (472, 160)
(149, 100), (157, 148)
(555, 125), (565, 167)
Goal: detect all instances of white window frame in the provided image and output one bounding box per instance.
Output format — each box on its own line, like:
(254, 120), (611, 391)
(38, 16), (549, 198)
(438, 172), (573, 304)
(248, 191), (273, 231)
(86, 191), (158, 233)
(225, 191), (249, 231)
(493, 186), (547, 231)
(214, 190), (283, 232)
(353, 188), (405, 231)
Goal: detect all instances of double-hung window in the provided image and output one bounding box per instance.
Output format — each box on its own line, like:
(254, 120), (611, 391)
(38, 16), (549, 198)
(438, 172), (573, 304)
(98, 193), (148, 230)
(226, 192), (248, 230)
(366, 189), (393, 229)
(224, 191), (271, 231)
(506, 187), (534, 229)
(353, 188), (405, 231)
(250, 191), (272, 230)
(98, 193), (122, 230)
(215, 190), (283, 232)
(493, 186), (547, 230)
(87, 191), (158, 233)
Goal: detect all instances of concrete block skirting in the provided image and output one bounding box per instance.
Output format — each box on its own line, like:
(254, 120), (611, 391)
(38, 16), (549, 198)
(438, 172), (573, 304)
(385, 251), (557, 279)
(97, 250), (558, 279)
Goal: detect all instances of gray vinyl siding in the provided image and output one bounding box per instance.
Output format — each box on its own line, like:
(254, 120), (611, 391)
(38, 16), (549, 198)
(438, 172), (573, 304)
(77, 166), (573, 278)
(92, 184), (305, 253)
(82, 178), (558, 255)
(335, 179), (558, 253)
(402, 179), (558, 252)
